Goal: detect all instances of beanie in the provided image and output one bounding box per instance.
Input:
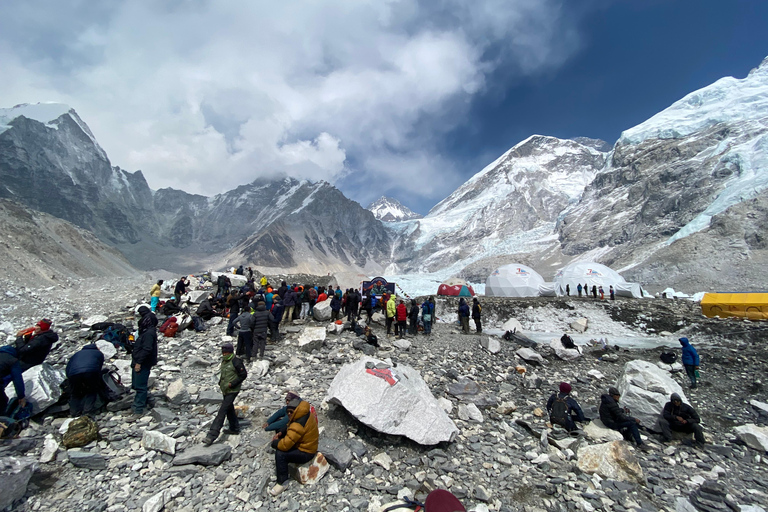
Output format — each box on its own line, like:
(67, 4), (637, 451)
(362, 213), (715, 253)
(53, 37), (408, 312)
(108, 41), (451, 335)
(221, 343), (234, 353)
(285, 391), (300, 402)
(37, 319), (52, 331)
(559, 382), (572, 394)
(287, 398), (301, 409)
(608, 386), (620, 396)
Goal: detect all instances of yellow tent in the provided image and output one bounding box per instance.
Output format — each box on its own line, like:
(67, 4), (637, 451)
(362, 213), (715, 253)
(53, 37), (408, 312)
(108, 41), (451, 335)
(700, 293), (768, 320)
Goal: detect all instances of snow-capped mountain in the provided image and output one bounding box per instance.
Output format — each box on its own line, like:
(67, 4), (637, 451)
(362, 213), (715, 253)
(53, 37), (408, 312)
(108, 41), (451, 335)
(367, 196), (422, 222)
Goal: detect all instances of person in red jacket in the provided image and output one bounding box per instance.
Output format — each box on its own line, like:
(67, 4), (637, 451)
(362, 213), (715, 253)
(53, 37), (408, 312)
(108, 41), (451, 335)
(395, 300), (407, 339)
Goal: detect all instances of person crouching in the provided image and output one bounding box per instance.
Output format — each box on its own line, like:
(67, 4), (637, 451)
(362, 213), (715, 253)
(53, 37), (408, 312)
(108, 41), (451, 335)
(269, 398), (319, 496)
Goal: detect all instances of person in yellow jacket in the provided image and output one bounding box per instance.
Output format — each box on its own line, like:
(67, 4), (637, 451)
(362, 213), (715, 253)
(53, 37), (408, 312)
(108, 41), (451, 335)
(385, 293), (396, 336)
(269, 398), (318, 496)
(260, 275), (268, 288)
(149, 280), (163, 312)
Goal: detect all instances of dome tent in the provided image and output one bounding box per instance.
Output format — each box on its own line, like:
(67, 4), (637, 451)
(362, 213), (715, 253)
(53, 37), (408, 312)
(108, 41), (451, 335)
(437, 278), (475, 297)
(486, 264), (546, 297)
(553, 261), (644, 298)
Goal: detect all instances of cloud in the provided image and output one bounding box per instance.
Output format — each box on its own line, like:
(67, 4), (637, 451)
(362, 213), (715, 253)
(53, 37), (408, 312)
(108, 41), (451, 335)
(0, 0), (589, 204)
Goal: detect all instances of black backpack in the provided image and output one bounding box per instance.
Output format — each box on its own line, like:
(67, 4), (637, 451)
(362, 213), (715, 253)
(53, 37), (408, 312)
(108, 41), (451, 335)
(660, 352), (677, 364)
(550, 396), (570, 426)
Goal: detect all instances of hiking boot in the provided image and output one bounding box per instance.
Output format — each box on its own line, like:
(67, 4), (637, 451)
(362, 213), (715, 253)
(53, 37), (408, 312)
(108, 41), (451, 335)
(223, 428), (241, 435)
(637, 443), (652, 452)
(202, 436), (215, 446)
(269, 483), (287, 496)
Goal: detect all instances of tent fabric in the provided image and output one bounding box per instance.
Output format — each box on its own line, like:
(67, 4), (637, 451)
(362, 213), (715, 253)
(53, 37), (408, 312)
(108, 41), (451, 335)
(437, 283), (475, 297)
(701, 292), (768, 320)
(553, 261), (644, 298)
(614, 282), (646, 299)
(538, 283), (557, 297)
(485, 264), (546, 297)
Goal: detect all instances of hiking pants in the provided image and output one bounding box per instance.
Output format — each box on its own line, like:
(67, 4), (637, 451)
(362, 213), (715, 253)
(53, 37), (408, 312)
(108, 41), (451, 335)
(237, 331), (253, 360)
(460, 317), (470, 334)
(226, 315), (237, 336)
(658, 417), (705, 443)
(208, 392), (239, 439)
(150, 297), (159, 312)
(131, 366), (151, 414)
(300, 303), (309, 319)
(386, 317), (394, 334)
(397, 320), (406, 338)
(282, 306), (294, 323)
(269, 321), (280, 342)
(348, 304), (358, 321)
(69, 372), (105, 417)
(174, 292), (182, 305)
(684, 365), (698, 388)
(254, 332), (267, 359)
(611, 420), (642, 445)
(409, 319), (418, 335)
(423, 320), (432, 334)
(275, 449), (315, 485)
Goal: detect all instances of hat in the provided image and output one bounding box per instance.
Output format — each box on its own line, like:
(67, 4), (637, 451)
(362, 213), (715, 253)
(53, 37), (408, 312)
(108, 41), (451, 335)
(285, 391), (300, 402)
(559, 382), (572, 394)
(287, 398), (301, 409)
(221, 343), (234, 353)
(37, 319), (52, 331)
(608, 386), (620, 396)
(670, 392), (682, 402)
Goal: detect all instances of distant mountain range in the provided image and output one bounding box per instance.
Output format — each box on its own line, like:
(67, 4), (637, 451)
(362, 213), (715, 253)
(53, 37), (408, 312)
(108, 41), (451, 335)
(2, 55), (767, 292)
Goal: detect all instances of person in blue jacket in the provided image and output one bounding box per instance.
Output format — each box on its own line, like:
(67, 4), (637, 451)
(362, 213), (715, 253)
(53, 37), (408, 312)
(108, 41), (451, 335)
(262, 391), (301, 432)
(66, 344), (106, 416)
(679, 337), (700, 389)
(0, 346), (26, 415)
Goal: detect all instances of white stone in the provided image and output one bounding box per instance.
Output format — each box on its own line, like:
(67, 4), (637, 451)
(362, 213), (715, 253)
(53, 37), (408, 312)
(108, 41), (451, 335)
(583, 419), (624, 442)
(733, 424), (768, 452)
(142, 430), (177, 455)
(438, 397), (453, 414)
(587, 369), (605, 380)
(501, 318), (524, 332)
(326, 481), (340, 495)
(298, 326), (326, 352)
(570, 318), (588, 332)
(165, 379), (190, 405)
(313, 300), (332, 321)
(250, 360), (270, 378)
(82, 315), (108, 327)
(617, 360), (688, 428)
(465, 403), (484, 422)
(481, 337), (501, 354)
(392, 338), (411, 350)
(516, 348), (544, 364)
(4, 363), (66, 415)
(531, 453), (550, 464)
(549, 338), (582, 361)
(577, 441), (644, 484)
(142, 489), (166, 512)
(372, 452), (392, 470)
(40, 435), (59, 463)
(326, 356), (459, 445)
(95, 340), (117, 360)
(751, 399), (768, 416)
(0, 457), (38, 511)
(113, 359), (157, 388)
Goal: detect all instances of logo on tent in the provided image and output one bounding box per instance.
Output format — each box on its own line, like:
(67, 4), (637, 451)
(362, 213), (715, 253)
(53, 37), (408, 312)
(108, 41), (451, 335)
(516, 268), (529, 276)
(586, 269), (603, 277)
(492, 270), (500, 276)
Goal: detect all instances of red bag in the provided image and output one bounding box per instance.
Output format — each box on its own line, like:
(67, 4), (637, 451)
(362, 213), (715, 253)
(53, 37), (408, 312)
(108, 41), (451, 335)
(163, 322), (179, 337)
(159, 317), (177, 332)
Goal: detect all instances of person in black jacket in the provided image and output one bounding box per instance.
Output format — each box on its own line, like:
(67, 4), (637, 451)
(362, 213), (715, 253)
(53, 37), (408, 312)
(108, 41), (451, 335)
(226, 291), (242, 336)
(471, 298), (482, 334)
(561, 333), (576, 349)
(252, 301), (270, 360)
(66, 344), (105, 416)
(599, 387), (650, 450)
(408, 300), (420, 335)
(268, 296), (283, 343)
(0, 346), (26, 414)
(131, 306), (158, 417)
(173, 277), (189, 304)
(15, 319), (58, 371)
(196, 295), (218, 320)
(138, 306), (158, 335)
(658, 393), (705, 444)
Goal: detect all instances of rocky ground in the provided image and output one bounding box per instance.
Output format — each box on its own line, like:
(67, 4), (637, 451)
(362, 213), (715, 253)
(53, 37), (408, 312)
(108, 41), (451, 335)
(1, 277), (767, 512)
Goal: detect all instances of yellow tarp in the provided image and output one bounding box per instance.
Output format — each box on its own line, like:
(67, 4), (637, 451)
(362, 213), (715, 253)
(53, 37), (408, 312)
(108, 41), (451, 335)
(700, 293), (768, 320)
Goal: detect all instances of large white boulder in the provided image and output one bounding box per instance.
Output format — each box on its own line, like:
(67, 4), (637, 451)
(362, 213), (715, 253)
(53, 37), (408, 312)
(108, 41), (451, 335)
(298, 327), (326, 352)
(570, 318), (588, 333)
(733, 424), (768, 452)
(516, 348), (544, 364)
(326, 356), (459, 445)
(211, 272), (247, 288)
(313, 300), (332, 321)
(95, 340), (117, 360)
(481, 337), (501, 354)
(617, 360), (687, 428)
(501, 318), (523, 332)
(577, 441), (644, 484)
(187, 290), (209, 304)
(549, 338), (582, 361)
(81, 315), (108, 327)
(583, 419), (624, 442)
(4, 363), (65, 415)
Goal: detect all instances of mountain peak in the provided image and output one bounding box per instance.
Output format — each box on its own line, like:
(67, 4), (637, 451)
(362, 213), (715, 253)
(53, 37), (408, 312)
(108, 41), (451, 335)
(367, 196), (422, 222)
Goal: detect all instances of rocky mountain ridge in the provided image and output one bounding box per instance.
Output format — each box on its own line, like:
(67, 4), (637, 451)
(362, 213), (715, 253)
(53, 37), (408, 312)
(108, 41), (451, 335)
(367, 196), (422, 222)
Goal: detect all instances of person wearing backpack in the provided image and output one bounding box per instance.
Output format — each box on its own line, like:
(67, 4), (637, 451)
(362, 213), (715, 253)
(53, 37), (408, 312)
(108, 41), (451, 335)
(203, 343), (247, 445)
(471, 297), (482, 334)
(66, 344), (106, 416)
(546, 382), (587, 432)
(252, 301), (270, 359)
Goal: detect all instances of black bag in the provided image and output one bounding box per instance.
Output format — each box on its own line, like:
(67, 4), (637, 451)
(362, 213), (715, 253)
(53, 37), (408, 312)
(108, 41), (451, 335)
(550, 396), (569, 426)
(660, 352), (677, 364)
(102, 367), (129, 402)
(192, 316), (208, 332)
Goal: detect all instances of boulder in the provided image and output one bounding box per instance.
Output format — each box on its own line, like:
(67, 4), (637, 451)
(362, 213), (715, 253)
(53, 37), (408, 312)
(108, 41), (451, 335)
(95, 339), (117, 360)
(165, 379), (190, 404)
(173, 443), (232, 466)
(4, 363), (66, 415)
(313, 300), (332, 321)
(68, 450), (107, 470)
(481, 337), (501, 354)
(317, 439), (354, 471)
(516, 348), (544, 364)
(549, 338), (582, 361)
(751, 400), (768, 421)
(187, 290), (209, 304)
(40, 435), (59, 463)
(371, 312), (386, 325)
(352, 338), (376, 356)
(392, 338), (411, 350)
(326, 356), (459, 445)
(142, 430), (177, 455)
(81, 315), (108, 327)
(250, 360), (270, 379)
(501, 318), (524, 332)
(197, 389), (222, 405)
(583, 419), (624, 442)
(447, 379), (481, 398)
(113, 359), (156, 388)
(143, 490), (166, 512)
(62, 416), (99, 448)
(290, 452), (330, 485)
(570, 318), (588, 333)
(617, 360), (687, 428)
(0, 457), (37, 510)
(298, 327), (326, 352)
(458, 403), (484, 422)
(577, 441), (644, 484)
(733, 424), (768, 452)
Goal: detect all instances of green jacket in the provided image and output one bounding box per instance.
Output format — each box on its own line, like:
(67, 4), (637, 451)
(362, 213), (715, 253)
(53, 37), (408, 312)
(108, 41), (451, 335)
(219, 354), (247, 394)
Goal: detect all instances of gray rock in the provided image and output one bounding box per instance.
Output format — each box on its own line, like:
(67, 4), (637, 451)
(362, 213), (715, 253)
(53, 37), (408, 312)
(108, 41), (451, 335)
(298, 326), (326, 352)
(318, 439), (354, 471)
(447, 379), (481, 398)
(313, 300), (332, 321)
(68, 450), (107, 470)
(150, 407), (177, 423)
(95, 339), (117, 360)
(165, 378), (190, 405)
(197, 389), (222, 404)
(4, 363), (66, 415)
(733, 424), (768, 452)
(0, 457), (38, 510)
(172, 443), (232, 466)
(142, 430), (177, 455)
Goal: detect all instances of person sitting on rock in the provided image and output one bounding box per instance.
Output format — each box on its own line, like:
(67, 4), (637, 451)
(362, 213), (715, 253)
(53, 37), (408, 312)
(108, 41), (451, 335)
(658, 392), (705, 446)
(13, 319), (59, 372)
(560, 333), (576, 350)
(66, 344), (106, 417)
(203, 343), (247, 445)
(599, 386), (650, 451)
(196, 294), (218, 321)
(364, 326), (379, 347)
(269, 397), (319, 496)
(546, 382), (587, 431)
(262, 391), (301, 433)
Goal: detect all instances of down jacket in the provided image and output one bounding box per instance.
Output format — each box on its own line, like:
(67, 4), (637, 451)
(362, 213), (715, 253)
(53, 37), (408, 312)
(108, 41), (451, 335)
(66, 344), (104, 377)
(277, 400), (319, 454)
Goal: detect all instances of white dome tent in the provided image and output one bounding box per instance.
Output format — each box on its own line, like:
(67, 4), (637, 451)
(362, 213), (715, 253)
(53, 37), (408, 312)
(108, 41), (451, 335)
(553, 261), (645, 298)
(485, 264), (546, 297)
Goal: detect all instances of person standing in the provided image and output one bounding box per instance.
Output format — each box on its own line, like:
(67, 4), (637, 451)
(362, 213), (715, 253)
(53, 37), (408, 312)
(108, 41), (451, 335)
(131, 306), (158, 418)
(260, 275), (268, 288)
(226, 291), (242, 336)
(599, 387), (650, 451)
(269, 398), (319, 496)
(565, 284), (570, 296)
(599, 286), (605, 300)
(149, 280), (163, 312)
(658, 392), (705, 445)
(471, 298), (482, 334)
(269, 296), (284, 343)
(396, 300), (407, 339)
(282, 287), (297, 323)
(386, 294), (396, 336)
(577, 283), (582, 297)
(679, 337), (700, 389)
(361, 294), (372, 323)
(591, 285), (598, 299)
(233, 307), (255, 363)
(203, 343), (247, 445)
(173, 277), (189, 305)
(348, 289), (360, 322)
(421, 298), (434, 335)
(408, 299), (420, 335)
(330, 293), (342, 321)
(610, 285), (615, 300)
(253, 301), (270, 360)
(458, 298), (470, 334)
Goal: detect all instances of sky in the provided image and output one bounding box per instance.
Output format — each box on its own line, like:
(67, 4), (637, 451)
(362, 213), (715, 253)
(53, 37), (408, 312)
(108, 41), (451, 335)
(1, 1), (767, 216)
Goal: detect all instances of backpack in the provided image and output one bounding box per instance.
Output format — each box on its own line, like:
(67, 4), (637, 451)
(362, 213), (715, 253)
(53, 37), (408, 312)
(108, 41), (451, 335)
(102, 367), (129, 402)
(660, 352), (677, 364)
(192, 316), (207, 332)
(0, 398), (33, 438)
(550, 396), (570, 426)
(102, 324), (129, 351)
